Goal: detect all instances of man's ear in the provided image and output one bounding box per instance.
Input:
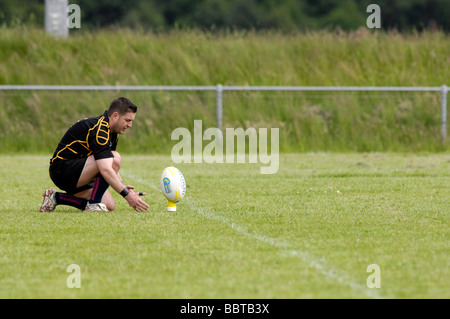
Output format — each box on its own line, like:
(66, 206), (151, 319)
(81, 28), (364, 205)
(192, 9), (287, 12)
(111, 112), (120, 121)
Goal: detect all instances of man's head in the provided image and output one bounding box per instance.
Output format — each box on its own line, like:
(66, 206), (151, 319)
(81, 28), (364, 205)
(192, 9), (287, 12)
(107, 97), (138, 134)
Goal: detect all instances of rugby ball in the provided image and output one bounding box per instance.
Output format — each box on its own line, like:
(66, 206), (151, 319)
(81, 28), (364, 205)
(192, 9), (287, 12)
(160, 166), (186, 204)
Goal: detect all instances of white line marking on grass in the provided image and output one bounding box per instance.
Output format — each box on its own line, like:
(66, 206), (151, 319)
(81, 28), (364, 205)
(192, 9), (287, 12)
(123, 170), (387, 299)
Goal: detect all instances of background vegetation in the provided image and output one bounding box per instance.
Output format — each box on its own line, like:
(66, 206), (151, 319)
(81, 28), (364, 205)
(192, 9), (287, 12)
(1, 0), (449, 32)
(0, 28), (448, 153)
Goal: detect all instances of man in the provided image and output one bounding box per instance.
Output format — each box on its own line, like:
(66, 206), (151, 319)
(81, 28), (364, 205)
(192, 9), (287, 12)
(40, 97), (149, 212)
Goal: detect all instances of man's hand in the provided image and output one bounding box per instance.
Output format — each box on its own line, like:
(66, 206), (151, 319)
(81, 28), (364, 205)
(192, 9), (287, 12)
(124, 185), (146, 196)
(124, 190), (149, 212)
(96, 158), (149, 212)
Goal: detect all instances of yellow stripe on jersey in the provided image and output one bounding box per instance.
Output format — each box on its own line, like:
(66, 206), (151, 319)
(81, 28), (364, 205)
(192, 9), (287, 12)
(52, 139), (90, 162)
(86, 116), (109, 149)
(51, 116), (109, 163)
(96, 117), (110, 146)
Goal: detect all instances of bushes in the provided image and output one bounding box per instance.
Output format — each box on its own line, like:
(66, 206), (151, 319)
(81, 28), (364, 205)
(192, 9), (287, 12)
(0, 28), (448, 153)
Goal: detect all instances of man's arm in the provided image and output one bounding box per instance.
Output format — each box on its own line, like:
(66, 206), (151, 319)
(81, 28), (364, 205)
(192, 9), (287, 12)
(96, 158), (149, 212)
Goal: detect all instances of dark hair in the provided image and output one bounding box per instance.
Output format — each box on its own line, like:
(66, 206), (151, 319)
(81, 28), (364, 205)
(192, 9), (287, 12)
(107, 97), (138, 117)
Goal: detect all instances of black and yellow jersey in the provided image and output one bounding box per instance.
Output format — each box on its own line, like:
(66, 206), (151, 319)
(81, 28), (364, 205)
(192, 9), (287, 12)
(50, 110), (118, 163)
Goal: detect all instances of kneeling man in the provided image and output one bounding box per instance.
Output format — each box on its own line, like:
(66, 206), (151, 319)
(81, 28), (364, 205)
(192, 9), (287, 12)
(40, 97), (149, 212)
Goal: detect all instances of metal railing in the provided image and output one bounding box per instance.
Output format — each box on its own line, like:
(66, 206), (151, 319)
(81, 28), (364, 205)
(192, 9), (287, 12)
(0, 84), (448, 143)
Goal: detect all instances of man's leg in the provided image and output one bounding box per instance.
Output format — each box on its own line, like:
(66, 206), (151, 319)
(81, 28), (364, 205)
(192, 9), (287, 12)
(73, 189), (115, 211)
(40, 189), (88, 212)
(74, 152), (121, 211)
(41, 152), (121, 212)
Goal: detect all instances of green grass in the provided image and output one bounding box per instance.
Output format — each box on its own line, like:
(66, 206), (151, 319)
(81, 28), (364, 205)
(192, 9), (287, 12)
(0, 153), (448, 298)
(0, 27), (449, 153)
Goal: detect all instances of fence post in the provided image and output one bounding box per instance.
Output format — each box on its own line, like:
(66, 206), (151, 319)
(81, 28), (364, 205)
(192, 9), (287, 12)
(216, 84), (223, 131)
(441, 85), (448, 146)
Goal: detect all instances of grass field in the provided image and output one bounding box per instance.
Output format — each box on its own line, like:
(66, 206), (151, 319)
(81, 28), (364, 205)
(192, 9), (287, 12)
(0, 153), (448, 299)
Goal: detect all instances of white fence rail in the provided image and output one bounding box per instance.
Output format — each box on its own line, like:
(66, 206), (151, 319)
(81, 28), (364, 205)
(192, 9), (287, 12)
(0, 84), (448, 143)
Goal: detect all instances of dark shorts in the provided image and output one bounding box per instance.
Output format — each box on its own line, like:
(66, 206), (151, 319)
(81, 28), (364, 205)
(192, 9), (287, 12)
(49, 158), (94, 195)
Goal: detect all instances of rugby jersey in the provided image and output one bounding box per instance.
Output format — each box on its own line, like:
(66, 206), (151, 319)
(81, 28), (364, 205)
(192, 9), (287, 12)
(50, 110), (118, 163)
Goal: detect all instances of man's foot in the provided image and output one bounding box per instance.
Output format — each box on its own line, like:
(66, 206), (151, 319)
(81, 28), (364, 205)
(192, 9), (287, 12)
(85, 203), (109, 212)
(40, 189), (57, 212)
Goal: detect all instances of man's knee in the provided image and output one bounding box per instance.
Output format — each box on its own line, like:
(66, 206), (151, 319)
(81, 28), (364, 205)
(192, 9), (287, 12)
(103, 191), (116, 211)
(112, 151), (122, 172)
(106, 201), (115, 211)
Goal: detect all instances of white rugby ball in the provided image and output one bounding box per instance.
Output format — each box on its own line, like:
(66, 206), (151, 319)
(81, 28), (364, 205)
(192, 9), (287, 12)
(160, 166), (186, 203)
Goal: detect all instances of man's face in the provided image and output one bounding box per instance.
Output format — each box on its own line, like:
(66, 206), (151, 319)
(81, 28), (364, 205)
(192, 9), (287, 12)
(110, 111), (136, 134)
